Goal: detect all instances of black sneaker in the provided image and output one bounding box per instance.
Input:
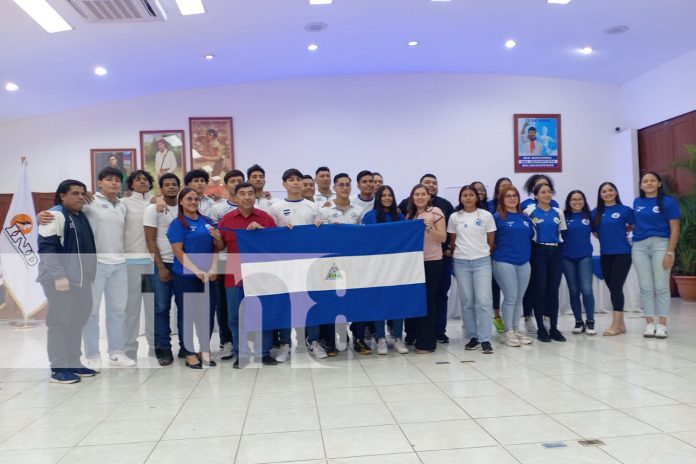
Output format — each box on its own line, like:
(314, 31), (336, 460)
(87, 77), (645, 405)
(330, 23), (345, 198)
(157, 349), (174, 366)
(353, 339), (372, 355)
(177, 349), (188, 359)
(70, 367), (98, 377)
(437, 334), (450, 344)
(261, 355), (278, 366)
(233, 359), (240, 369)
(572, 320), (585, 334)
(586, 320), (597, 336)
(481, 341), (494, 354)
(404, 336), (416, 346)
(465, 338), (480, 350)
(549, 328), (566, 342)
(537, 327), (551, 342)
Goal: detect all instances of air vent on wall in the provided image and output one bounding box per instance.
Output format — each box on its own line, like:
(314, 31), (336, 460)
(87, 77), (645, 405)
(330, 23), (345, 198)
(67, 0), (167, 23)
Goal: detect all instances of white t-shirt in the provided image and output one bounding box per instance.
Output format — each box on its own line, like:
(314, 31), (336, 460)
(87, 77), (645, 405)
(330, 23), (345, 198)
(350, 194), (375, 214)
(209, 200), (238, 261)
(321, 201), (363, 224)
(121, 191), (153, 260)
(142, 203), (177, 264)
(447, 208), (497, 260)
(270, 199), (320, 226)
(82, 192), (127, 265)
(255, 196), (279, 214)
(199, 195), (218, 217)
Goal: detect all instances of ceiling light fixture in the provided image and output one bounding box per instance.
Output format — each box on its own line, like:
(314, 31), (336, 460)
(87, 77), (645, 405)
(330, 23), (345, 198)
(604, 25), (629, 35)
(308, 43), (319, 52)
(547, 0), (572, 4)
(5, 82), (19, 92)
(13, 0), (72, 33)
(94, 66), (108, 76)
(579, 46), (593, 55)
(407, 41), (419, 47)
(204, 53), (215, 60)
(175, 0), (206, 15)
(309, 0), (332, 4)
(505, 39), (517, 49)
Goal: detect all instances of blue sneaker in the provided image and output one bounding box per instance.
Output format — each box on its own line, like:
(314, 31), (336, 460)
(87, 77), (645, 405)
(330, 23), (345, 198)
(50, 370), (81, 384)
(71, 367), (98, 377)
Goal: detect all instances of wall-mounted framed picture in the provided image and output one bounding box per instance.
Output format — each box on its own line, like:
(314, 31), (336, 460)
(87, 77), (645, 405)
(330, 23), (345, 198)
(140, 130), (186, 195)
(90, 149), (136, 196)
(189, 117), (234, 186)
(514, 114), (562, 172)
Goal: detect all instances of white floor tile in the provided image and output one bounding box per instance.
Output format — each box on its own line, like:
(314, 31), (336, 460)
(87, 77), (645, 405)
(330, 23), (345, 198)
(147, 436), (240, 464)
(550, 410), (661, 438)
(516, 390), (612, 414)
(400, 419), (497, 451)
(600, 433), (696, 463)
(162, 412), (246, 439)
(80, 416), (172, 445)
(61, 442), (156, 464)
(0, 447), (70, 464)
(243, 406), (320, 434)
(323, 425), (412, 458)
(236, 430), (324, 464)
(506, 441), (621, 463)
(621, 404), (696, 433)
(387, 398), (469, 423)
(477, 414), (579, 445)
(418, 446), (518, 464)
(454, 392), (541, 418)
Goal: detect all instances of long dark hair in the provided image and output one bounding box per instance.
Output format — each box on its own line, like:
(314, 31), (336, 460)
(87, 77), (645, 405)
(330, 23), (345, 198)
(406, 184), (431, 219)
(524, 174), (555, 195)
(593, 182), (623, 229)
(470, 181), (488, 204)
(639, 171), (665, 214)
(373, 185), (400, 223)
(492, 177), (512, 212)
(455, 185), (486, 212)
(177, 187), (212, 230)
(564, 190), (591, 220)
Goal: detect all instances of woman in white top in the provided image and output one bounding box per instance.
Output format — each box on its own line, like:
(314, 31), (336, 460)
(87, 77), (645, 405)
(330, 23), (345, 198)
(448, 185), (497, 354)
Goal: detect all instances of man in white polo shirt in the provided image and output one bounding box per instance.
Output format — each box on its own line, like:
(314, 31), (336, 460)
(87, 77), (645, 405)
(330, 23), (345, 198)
(247, 164), (278, 213)
(314, 166), (335, 205)
(350, 170), (376, 214)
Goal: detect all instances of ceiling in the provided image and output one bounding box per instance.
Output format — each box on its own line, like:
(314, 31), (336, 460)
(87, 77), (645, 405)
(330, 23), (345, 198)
(2, 0), (696, 123)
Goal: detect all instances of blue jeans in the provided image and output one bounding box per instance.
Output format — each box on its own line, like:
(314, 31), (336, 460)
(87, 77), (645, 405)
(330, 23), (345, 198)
(530, 244), (563, 330)
(562, 257), (595, 322)
(226, 286), (273, 357)
(632, 237), (671, 317)
(152, 262), (182, 351)
(492, 260), (531, 331)
(453, 257), (493, 343)
(83, 262), (128, 358)
(374, 319), (404, 340)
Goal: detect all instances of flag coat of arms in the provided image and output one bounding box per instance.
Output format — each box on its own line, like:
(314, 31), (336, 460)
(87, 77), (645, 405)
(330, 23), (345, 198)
(235, 221), (427, 329)
(0, 159), (46, 318)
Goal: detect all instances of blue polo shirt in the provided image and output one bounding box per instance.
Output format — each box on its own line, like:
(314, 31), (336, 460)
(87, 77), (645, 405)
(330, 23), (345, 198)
(362, 209), (405, 224)
(492, 212), (534, 265)
(632, 195), (680, 242)
(520, 197), (559, 211)
(591, 204), (634, 255)
(524, 205), (566, 244)
(561, 212), (593, 260)
(167, 215), (214, 275)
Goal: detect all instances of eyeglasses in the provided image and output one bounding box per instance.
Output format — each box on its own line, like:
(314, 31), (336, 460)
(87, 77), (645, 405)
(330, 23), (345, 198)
(504, 194), (519, 199)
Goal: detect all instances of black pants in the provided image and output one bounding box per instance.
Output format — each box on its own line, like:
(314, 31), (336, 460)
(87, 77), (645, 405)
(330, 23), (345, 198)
(42, 283), (92, 370)
(409, 260), (443, 351)
(435, 256), (453, 336)
(492, 276), (501, 310)
(215, 278), (233, 345)
(600, 254), (632, 312)
(530, 244), (563, 330)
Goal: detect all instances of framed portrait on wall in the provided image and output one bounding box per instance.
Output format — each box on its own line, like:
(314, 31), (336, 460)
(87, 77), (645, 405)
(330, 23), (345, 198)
(140, 130), (186, 195)
(189, 117), (234, 186)
(90, 149), (136, 195)
(514, 114), (562, 172)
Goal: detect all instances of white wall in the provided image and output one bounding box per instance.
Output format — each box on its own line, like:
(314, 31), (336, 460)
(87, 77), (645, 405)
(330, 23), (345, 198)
(0, 73), (621, 205)
(620, 48), (696, 130)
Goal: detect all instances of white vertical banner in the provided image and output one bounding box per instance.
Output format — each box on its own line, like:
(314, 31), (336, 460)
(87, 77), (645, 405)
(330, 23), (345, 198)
(0, 158), (46, 319)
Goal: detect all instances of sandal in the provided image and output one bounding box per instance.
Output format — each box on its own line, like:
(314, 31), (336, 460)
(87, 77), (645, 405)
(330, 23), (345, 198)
(603, 328), (622, 336)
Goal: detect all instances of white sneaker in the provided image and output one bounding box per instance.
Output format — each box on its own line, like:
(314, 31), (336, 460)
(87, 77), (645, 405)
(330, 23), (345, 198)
(643, 322), (657, 338)
(504, 331), (521, 347)
(84, 357), (101, 373)
(220, 342), (234, 360)
(109, 354), (136, 367)
(393, 339), (409, 354)
(524, 317), (537, 335)
(655, 324), (668, 339)
(514, 330), (533, 345)
(377, 338), (388, 355)
(275, 344), (290, 363)
(308, 341), (328, 359)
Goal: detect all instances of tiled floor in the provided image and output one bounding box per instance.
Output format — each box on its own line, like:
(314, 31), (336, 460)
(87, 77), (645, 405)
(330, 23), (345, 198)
(1, 299), (696, 463)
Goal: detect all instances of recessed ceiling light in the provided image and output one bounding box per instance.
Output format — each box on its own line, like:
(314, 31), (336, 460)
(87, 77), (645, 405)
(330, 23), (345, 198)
(175, 0), (206, 15)
(204, 53), (215, 60)
(407, 41), (419, 47)
(505, 39), (517, 49)
(579, 46), (593, 55)
(309, 0), (332, 4)
(308, 43), (319, 52)
(94, 66), (108, 76)
(5, 82), (19, 92)
(547, 0), (572, 4)
(13, 0), (72, 33)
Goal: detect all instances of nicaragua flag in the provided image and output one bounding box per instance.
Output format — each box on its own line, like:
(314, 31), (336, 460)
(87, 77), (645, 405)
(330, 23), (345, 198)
(235, 221), (427, 329)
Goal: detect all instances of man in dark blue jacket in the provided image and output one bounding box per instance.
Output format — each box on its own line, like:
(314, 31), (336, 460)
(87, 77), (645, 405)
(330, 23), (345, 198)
(37, 180), (97, 384)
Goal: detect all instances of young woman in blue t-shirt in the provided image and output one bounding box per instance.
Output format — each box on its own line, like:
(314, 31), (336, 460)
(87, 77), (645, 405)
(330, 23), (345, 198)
(632, 172), (680, 339)
(492, 185), (534, 346)
(561, 190), (596, 335)
(488, 177), (512, 334)
(524, 182), (567, 342)
(592, 182), (634, 336)
(167, 187), (222, 368)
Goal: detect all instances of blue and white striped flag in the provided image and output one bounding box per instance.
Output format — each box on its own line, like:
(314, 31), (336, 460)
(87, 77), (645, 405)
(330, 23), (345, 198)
(235, 221), (427, 329)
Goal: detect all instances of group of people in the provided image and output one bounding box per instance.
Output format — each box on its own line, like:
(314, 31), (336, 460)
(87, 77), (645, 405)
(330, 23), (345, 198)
(36, 164), (680, 384)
